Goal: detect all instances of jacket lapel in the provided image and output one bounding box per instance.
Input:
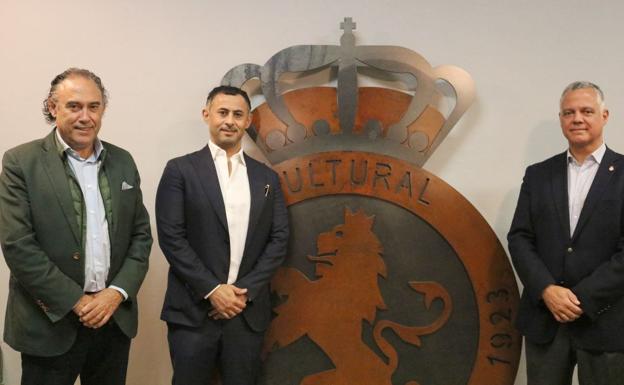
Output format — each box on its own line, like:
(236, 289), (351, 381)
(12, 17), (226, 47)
(572, 147), (619, 240)
(191, 146), (228, 230)
(40, 132), (81, 244)
(101, 148), (119, 238)
(244, 154), (267, 252)
(551, 152), (571, 239)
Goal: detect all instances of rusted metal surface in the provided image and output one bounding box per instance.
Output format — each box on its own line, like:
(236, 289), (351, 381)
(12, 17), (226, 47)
(245, 87), (520, 385)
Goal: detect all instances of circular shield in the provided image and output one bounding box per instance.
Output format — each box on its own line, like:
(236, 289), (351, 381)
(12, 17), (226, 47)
(252, 88), (520, 385)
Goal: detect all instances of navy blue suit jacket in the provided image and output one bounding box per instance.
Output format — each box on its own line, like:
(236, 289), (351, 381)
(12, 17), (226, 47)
(156, 145), (289, 332)
(508, 147), (624, 350)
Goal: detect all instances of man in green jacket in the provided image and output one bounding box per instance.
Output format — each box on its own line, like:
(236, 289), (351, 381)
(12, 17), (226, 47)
(0, 68), (152, 385)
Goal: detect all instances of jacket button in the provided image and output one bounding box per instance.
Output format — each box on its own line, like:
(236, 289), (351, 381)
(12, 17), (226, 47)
(567, 247), (573, 253)
(72, 252), (81, 260)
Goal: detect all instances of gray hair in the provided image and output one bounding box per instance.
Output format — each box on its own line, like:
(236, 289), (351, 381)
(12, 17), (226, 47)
(42, 68), (108, 124)
(560, 81), (605, 110)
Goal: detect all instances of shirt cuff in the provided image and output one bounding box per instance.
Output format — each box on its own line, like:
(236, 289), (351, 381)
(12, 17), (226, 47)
(204, 284), (221, 299)
(109, 285), (128, 301)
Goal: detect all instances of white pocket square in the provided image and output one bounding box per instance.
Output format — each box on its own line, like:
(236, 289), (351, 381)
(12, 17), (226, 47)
(121, 181), (134, 191)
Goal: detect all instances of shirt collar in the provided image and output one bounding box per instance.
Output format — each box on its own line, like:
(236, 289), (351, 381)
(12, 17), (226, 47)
(54, 127), (104, 162)
(208, 139), (246, 167)
(567, 142), (606, 166)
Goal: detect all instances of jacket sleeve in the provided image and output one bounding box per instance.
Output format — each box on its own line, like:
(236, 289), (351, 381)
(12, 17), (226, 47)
(507, 165), (556, 304)
(571, 198), (624, 320)
(156, 159), (221, 300)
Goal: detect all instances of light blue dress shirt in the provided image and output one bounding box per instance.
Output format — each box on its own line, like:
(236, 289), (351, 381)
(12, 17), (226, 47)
(55, 129), (127, 299)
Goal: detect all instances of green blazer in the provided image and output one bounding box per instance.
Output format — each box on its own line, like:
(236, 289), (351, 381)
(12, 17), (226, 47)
(0, 130), (152, 356)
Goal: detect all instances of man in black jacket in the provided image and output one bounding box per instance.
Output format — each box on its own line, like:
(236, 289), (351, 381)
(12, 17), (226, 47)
(508, 81), (624, 385)
(156, 86), (289, 385)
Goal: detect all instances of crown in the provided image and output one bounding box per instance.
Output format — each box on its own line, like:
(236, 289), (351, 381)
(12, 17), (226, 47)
(221, 17), (475, 167)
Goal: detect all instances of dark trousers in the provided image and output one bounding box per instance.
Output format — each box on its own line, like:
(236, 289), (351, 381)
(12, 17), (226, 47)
(526, 324), (624, 385)
(167, 315), (264, 385)
(21, 321), (130, 385)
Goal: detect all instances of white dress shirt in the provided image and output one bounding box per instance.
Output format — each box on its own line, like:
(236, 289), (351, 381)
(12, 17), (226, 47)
(208, 139), (251, 285)
(567, 143), (606, 236)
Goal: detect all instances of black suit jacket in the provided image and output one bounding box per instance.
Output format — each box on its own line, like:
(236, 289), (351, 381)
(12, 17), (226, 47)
(508, 147), (624, 350)
(156, 145), (289, 332)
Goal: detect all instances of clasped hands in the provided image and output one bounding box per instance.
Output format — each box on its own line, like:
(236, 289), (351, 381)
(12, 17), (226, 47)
(208, 284), (248, 320)
(73, 288), (124, 329)
(542, 284), (583, 323)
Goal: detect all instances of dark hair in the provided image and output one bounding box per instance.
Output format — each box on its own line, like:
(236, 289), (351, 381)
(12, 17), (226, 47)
(42, 68), (108, 124)
(206, 85), (251, 110)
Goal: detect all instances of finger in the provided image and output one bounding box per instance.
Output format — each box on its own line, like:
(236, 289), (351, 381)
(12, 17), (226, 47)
(565, 313), (579, 321)
(96, 310), (112, 327)
(73, 298), (89, 313)
(228, 307), (244, 316)
(83, 319), (98, 328)
(560, 307), (581, 320)
(221, 298), (245, 311)
(208, 297), (225, 310)
(566, 291), (581, 306)
(80, 311), (98, 323)
(225, 306), (244, 316)
(82, 314), (103, 328)
(81, 305), (105, 321)
(94, 313), (112, 328)
(80, 304), (107, 323)
(78, 301), (98, 316)
(564, 303), (583, 315)
(232, 287), (248, 295)
(81, 313), (100, 325)
(550, 308), (564, 321)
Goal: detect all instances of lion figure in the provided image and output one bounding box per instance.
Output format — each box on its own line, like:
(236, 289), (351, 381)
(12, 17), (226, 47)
(264, 208), (452, 385)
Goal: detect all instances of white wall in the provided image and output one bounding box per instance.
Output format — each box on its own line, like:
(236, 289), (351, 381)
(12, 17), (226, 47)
(1, 0), (623, 384)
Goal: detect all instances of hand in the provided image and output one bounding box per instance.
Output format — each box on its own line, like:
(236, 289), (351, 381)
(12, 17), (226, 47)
(208, 285), (247, 320)
(542, 284), (583, 323)
(73, 294), (94, 316)
(76, 288), (124, 328)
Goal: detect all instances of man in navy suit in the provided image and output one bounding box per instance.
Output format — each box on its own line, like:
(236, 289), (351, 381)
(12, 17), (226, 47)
(156, 86), (289, 385)
(508, 81), (624, 385)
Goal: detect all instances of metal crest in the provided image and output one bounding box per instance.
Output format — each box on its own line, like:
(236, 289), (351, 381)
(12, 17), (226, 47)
(219, 18), (519, 385)
(222, 17), (475, 167)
